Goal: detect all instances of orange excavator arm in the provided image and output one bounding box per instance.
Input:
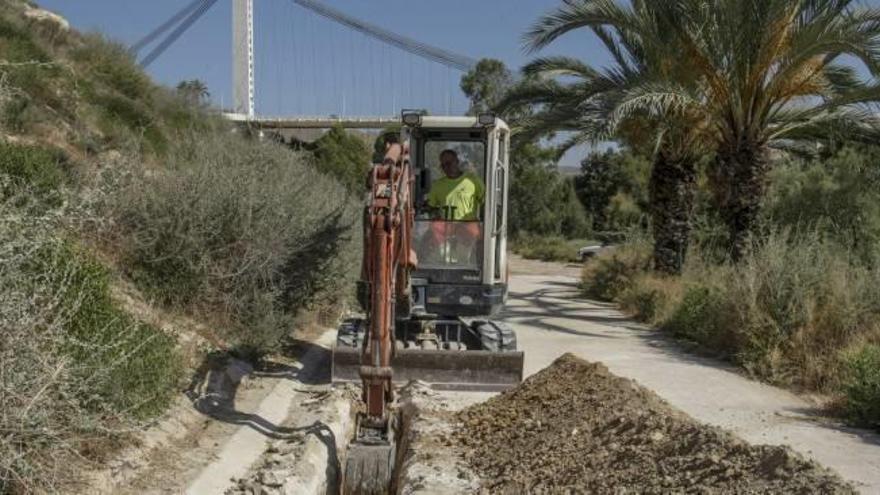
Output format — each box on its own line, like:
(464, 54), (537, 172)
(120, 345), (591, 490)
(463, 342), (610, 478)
(359, 141), (414, 424)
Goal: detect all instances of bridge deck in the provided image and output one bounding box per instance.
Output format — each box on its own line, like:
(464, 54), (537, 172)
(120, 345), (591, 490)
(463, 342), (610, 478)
(224, 113), (399, 129)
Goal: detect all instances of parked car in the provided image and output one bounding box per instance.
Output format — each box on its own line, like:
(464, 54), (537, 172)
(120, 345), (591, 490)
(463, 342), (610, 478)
(577, 243), (614, 261)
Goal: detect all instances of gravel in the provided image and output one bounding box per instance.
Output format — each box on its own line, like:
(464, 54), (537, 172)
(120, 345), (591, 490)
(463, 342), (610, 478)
(456, 353), (856, 494)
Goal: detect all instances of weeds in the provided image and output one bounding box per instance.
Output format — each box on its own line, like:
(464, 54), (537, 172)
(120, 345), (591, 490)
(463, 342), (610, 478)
(841, 344), (880, 430)
(0, 140), (66, 196)
(513, 234), (582, 262)
(0, 183), (181, 493)
(583, 229), (880, 424)
(581, 236), (652, 301)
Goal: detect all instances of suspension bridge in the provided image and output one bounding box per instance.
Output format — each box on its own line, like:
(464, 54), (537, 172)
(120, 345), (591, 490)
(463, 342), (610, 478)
(129, 0), (478, 129)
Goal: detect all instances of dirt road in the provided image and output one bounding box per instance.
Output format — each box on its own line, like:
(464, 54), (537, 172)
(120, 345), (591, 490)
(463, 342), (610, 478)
(490, 256), (880, 493)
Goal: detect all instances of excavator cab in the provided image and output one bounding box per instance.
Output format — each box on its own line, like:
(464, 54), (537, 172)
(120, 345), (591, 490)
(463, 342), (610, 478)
(332, 112), (523, 392)
(409, 114), (509, 317)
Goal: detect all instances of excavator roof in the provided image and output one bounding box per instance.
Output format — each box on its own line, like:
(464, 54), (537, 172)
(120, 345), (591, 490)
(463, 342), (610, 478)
(413, 115), (509, 131)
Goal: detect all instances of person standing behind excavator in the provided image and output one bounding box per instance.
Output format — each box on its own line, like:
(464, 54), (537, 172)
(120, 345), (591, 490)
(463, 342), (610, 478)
(427, 149), (485, 221)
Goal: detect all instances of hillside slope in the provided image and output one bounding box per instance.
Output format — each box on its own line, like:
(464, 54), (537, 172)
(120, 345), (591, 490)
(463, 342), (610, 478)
(0, 2), (360, 492)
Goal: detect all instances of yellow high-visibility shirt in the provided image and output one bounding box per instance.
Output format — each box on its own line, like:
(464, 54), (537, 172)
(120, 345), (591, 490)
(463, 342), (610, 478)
(427, 172), (485, 221)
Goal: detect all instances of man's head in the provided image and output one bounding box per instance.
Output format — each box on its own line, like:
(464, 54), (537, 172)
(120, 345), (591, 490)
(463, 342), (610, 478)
(439, 149), (462, 178)
(382, 132), (400, 150)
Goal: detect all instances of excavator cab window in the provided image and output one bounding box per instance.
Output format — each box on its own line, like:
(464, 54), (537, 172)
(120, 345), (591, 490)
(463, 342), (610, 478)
(413, 136), (486, 270)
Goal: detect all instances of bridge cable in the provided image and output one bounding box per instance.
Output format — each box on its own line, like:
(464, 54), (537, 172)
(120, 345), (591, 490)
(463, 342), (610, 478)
(139, 0), (221, 68)
(129, 0), (207, 54)
(289, 0), (476, 72)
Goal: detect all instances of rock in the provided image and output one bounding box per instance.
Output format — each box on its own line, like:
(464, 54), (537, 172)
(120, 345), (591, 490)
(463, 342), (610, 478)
(23, 5), (69, 30)
(258, 470), (283, 487)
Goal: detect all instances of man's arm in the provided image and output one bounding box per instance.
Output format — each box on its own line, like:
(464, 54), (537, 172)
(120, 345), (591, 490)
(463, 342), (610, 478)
(471, 173), (486, 206)
(426, 182), (440, 208)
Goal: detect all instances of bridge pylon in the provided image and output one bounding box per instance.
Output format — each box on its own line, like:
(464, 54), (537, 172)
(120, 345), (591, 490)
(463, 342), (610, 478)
(233, 0), (255, 119)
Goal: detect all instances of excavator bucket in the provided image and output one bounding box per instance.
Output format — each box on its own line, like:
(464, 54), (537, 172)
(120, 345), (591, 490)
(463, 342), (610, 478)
(332, 346), (524, 391)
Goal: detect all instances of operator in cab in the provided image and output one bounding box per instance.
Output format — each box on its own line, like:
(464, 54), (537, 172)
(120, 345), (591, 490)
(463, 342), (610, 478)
(427, 149), (485, 221)
(423, 149), (485, 264)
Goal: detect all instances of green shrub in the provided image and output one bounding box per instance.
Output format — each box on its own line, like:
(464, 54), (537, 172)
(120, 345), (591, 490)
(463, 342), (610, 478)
(513, 234), (580, 262)
(575, 149), (650, 232)
(766, 147), (880, 264)
(1, 191), (181, 493)
(105, 133), (360, 355)
(842, 343), (880, 430)
(509, 144), (592, 238)
(662, 285), (729, 350)
(72, 34), (152, 102)
(311, 125), (372, 192)
(0, 140), (66, 195)
(617, 274), (682, 324)
(581, 238), (652, 301)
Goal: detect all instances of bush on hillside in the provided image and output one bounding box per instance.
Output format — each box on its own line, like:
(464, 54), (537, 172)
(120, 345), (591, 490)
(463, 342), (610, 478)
(71, 34), (152, 102)
(103, 133), (360, 355)
(311, 125), (372, 192)
(0, 185), (181, 493)
(0, 140), (66, 196)
(0, 14), (76, 132)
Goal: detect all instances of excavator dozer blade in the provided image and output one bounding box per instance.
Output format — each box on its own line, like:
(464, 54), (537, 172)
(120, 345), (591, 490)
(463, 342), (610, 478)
(332, 346), (524, 391)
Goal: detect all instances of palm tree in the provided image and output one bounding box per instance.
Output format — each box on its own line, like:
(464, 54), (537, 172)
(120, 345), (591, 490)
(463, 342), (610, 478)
(665, 0), (880, 259)
(510, 0), (880, 265)
(504, 1), (713, 273)
(176, 79), (210, 106)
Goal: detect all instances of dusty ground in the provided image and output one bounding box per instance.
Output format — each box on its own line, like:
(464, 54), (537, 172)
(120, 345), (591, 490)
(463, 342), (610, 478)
(498, 255), (880, 493)
(455, 353), (855, 494)
(398, 383), (486, 494)
(226, 385), (356, 495)
(80, 331), (348, 495)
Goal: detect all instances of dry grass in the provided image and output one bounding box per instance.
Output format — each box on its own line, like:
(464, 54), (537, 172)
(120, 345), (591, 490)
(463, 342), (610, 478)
(512, 234), (586, 263)
(0, 184), (181, 494)
(583, 230), (880, 428)
(580, 235), (652, 301)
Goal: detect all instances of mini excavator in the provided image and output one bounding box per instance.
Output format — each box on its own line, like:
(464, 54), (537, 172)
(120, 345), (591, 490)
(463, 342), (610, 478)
(333, 112), (524, 494)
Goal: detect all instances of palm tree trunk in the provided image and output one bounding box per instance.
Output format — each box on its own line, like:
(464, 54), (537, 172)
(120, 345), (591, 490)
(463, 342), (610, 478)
(649, 153), (696, 274)
(716, 141), (770, 261)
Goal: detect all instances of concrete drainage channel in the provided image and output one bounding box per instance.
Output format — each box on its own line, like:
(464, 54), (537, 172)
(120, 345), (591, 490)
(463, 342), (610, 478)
(180, 330), (349, 495)
(221, 383), (478, 495)
(225, 387), (356, 495)
(200, 332), (422, 495)
(183, 329), (481, 495)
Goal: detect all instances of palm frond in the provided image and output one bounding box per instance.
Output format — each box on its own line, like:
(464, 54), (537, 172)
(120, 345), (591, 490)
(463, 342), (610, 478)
(524, 0), (638, 53)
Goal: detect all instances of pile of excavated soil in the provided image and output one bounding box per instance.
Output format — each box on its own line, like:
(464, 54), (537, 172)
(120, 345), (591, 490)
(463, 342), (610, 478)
(456, 354), (855, 494)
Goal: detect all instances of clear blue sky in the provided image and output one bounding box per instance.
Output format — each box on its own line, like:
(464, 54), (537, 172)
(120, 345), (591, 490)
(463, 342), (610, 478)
(32, 0), (880, 166)
(37, 1), (604, 116)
